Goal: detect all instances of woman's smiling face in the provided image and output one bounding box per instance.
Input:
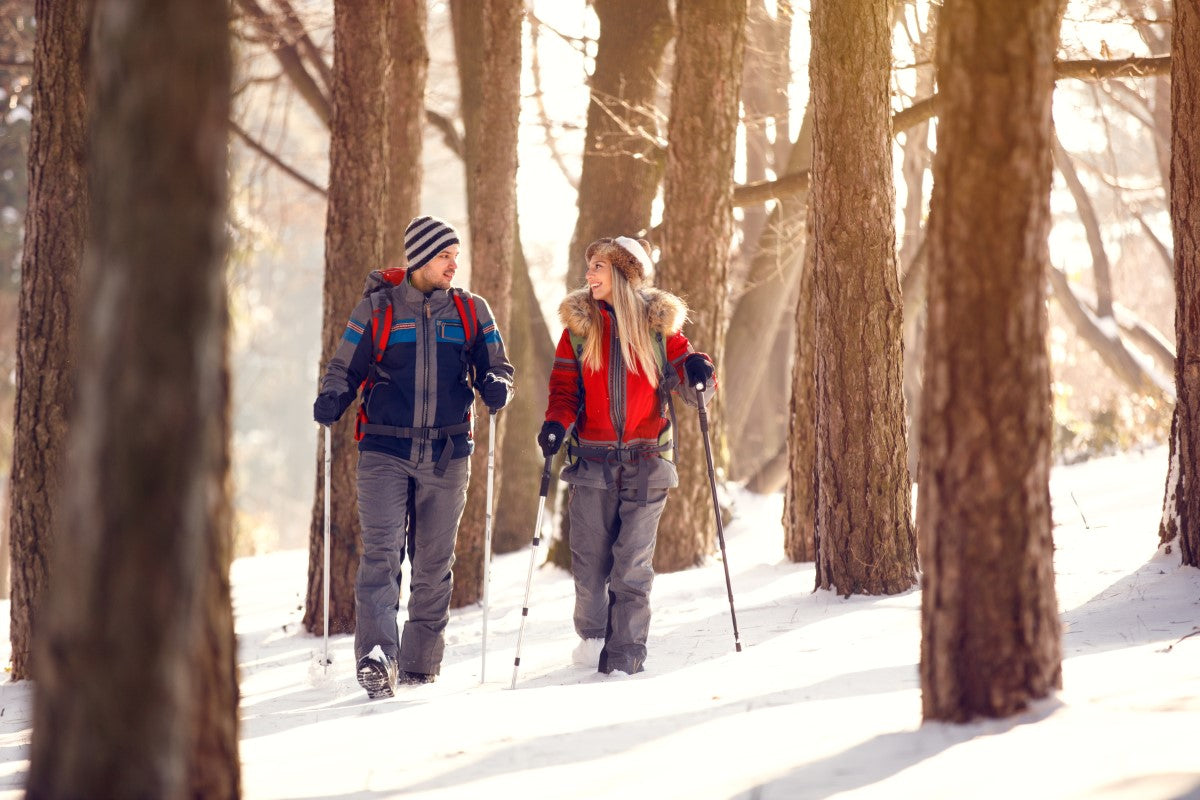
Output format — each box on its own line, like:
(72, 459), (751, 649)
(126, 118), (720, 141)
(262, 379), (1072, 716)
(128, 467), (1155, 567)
(586, 255), (613, 303)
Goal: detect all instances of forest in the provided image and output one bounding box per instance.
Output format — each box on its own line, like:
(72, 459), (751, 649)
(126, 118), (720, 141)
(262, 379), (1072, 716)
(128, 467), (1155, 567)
(0, 0), (1195, 795)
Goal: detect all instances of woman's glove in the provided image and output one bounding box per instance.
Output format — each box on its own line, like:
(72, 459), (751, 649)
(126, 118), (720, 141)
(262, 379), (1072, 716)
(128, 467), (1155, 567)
(684, 353), (715, 388)
(537, 421), (566, 458)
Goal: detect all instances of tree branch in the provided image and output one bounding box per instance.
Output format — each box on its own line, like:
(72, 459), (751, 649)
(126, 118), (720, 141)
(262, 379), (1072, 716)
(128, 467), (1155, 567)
(229, 120), (327, 197)
(892, 56), (1171, 134)
(234, 0), (332, 127)
(425, 108), (464, 159)
(270, 0), (334, 95)
(732, 169), (810, 207)
(1046, 265), (1173, 402)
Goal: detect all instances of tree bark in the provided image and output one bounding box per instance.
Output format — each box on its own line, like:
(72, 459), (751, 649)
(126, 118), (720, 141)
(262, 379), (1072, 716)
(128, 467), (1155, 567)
(27, 0), (234, 794)
(383, 0), (428, 256)
(7, 0), (90, 683)
(655, 0), (747, 572)
(783, 239), (816, 562)
(1170, 0), (1200, 567)
(303, 0), (390, 636)
(449, 0), (521, 607)
(493, 221), (556, 553)
(919, 0), (1064, 722)
(809, 0), (916, 596)
(565, 0), (672, 288)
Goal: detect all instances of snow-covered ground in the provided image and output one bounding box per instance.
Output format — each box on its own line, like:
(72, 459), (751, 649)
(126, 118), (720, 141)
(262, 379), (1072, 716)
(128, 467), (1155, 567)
(1, 445), (1197, 799)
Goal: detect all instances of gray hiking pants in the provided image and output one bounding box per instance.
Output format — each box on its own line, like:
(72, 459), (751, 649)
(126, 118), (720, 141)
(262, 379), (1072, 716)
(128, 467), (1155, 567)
(354, 449), (469, 675)
(567, 463), (669, 674)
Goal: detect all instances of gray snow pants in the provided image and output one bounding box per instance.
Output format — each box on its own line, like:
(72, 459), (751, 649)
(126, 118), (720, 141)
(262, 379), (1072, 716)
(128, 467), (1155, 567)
(567, 462), (669, 675)
(353, 449), (469, 675)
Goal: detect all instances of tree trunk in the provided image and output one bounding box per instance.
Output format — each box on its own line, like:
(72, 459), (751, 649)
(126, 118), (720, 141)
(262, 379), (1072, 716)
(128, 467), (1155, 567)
(726, 106), (812, 479)
(898, 9), (936, 480)
(565, 0), (672, 288)
(809, 0), (916, 595)
(304, 0), (391, 636)
(27, 0), (234, 794)
(1170, 0), (1200, 567)
(383, 0), (428, 256)
(919, 0), (1064, 722)
(738, 0), (792, 270)
(783, 239), (816, 562)
(655, 0), (747, 572)
(449, 0), (520, 607)
(493, 222), (556, 553)
(7, 0), (89, 683)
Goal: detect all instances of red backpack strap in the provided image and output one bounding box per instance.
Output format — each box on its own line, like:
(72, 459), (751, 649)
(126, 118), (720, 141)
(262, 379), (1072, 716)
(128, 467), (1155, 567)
(452, 289), (478, 345)
(370, 301), (393, 362)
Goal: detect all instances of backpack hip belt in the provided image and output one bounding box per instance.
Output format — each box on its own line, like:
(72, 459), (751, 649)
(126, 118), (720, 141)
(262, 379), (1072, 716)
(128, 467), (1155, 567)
(359, 421), (472, 475)
(567, 441), (671, 506)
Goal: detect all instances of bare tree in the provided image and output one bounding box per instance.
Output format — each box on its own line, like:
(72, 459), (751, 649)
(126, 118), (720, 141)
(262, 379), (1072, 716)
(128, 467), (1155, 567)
(919, 0), (1064, 722)
(7, 0), (89, 682)
(449, 0), (521, 607)
(27, 0), (236, 793)
(808, 0), (916, 595)
(565, 0), (673, 286)
(384, 0), (429, 253)
(303, 0), (390, 636)
(654, 0), (747, 571)
(1165, 0), (1200, 565)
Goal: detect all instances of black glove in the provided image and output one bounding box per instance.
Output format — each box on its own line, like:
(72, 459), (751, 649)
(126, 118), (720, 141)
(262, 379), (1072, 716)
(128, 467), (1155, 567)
(313, 391), (345, 425)
(538, 421), (565, 458)
(480, 373), (512, 413)
(684, 353), (715, 388)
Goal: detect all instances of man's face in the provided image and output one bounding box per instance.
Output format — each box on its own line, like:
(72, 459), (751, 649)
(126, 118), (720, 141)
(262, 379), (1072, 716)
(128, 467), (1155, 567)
(416, 244), (459, 290)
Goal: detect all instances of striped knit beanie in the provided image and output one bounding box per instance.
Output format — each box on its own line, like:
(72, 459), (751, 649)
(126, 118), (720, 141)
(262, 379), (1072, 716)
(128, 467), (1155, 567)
(405, 216), (460, 274)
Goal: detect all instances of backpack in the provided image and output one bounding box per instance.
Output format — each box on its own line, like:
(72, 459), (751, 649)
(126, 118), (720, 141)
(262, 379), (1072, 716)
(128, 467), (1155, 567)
(354, 269), (481, 441)
(567, 328), (679, 462)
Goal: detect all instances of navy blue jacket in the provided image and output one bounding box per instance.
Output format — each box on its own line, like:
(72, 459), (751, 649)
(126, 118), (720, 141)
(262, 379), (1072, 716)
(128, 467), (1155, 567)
(321, 270), (515, 464)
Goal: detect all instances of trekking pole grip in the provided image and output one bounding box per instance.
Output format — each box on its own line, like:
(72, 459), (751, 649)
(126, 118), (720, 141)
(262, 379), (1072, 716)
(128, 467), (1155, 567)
(539, 434), (556, 495)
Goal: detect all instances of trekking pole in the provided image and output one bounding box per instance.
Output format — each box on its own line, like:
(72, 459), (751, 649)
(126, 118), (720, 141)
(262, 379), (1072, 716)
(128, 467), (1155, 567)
(481, 410), (497, 683)
(696, 384), (742, 653)
(323, 423), (332, 672)
(511, 436), (556, 689)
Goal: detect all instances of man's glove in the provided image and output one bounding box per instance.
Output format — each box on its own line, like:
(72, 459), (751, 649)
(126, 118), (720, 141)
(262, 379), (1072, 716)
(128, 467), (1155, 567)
(313, 391), (345, 426)
(538, 421), (566, 458)
(684, 353), (715, 388)
(481, 373), (512, 413)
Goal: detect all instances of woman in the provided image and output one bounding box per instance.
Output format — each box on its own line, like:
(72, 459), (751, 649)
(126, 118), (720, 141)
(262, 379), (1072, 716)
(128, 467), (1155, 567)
(538, 236), (716, 676)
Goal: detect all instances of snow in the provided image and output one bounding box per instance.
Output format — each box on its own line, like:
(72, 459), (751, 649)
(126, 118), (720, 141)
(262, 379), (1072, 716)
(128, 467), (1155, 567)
(1, 445), (1198, 799)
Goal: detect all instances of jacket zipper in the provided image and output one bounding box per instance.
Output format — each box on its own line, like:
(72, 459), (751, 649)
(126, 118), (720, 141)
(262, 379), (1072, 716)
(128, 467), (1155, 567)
(608, 311), (626, 445)
(421, 297), (432, 462)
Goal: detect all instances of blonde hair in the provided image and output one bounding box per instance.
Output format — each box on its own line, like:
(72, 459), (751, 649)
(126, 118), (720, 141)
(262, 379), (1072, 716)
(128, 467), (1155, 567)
(580, 239), (659, 387)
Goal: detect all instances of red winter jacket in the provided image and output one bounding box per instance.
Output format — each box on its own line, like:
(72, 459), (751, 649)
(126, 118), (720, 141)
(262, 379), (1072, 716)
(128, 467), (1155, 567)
(545, 288), (714, 453)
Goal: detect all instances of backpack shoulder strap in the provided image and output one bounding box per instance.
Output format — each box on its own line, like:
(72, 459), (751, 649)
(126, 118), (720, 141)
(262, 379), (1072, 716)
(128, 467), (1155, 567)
(451, 287), (479, 346)
(369, 293), (393, 363)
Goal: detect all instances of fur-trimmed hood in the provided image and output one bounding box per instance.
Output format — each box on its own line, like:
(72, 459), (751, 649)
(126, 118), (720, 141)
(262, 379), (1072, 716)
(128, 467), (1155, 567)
(558, 287), (688, 338)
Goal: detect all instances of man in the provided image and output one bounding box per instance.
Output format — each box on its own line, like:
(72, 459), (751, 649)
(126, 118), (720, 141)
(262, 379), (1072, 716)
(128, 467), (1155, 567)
(313, 215), (514, 699)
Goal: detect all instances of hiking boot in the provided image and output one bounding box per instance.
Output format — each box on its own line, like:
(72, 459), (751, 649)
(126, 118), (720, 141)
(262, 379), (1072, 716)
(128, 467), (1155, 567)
(398, 670), (436, 686)
(356, 649), (397, 700)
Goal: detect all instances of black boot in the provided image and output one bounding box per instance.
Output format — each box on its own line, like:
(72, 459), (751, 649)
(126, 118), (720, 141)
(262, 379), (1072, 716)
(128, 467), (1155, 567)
(356, 652), (398, 699)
